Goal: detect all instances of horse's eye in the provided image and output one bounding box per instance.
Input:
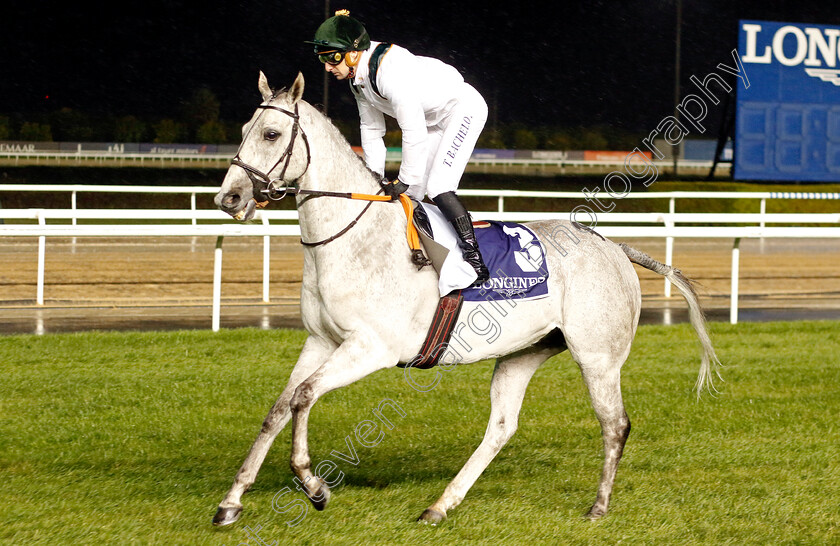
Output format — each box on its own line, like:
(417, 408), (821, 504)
(264, 130), (280, 141)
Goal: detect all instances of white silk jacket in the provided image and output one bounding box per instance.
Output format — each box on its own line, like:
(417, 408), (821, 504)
(350, 41), (467, 187)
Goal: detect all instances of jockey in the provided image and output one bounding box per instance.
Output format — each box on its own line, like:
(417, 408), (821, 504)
(306, 9), (490, 284)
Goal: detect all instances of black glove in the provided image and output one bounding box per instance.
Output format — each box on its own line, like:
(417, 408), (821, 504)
(381, 178), (409, 199)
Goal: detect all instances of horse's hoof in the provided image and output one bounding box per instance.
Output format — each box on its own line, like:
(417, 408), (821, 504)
(309, 483), (331, 511)
(212, 505), (243, 526)
(417, 508), (446, 525)
(584, 506), (606, 520)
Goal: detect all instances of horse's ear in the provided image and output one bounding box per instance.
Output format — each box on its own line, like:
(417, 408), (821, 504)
(289, 72), (305, 105)
(258, 71), (273, 102)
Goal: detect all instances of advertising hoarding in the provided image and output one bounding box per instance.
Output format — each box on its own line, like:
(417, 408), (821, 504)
(736, 19), (840, 181)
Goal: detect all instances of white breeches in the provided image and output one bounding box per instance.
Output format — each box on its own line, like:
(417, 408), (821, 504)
(406, 84), (488, 201)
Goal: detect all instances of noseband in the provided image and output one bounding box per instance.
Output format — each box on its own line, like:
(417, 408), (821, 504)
(231, 102), (311, 203)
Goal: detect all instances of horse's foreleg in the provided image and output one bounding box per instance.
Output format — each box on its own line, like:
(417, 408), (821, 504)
(578, 357), (630, 520)
(418, 347), (555, 524)
(213, 335), (337, 526)
(289, 335), (394, 510)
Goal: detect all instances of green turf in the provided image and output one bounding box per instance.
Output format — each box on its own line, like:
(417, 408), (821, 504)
(1, 322), (838, 545)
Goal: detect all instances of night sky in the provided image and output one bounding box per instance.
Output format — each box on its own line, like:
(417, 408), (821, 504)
(2, 0), (838, 134)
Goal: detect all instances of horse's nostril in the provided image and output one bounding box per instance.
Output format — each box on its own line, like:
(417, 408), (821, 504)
(223, 194), (241, 209)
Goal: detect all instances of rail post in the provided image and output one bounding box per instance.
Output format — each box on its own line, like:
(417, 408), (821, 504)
(36, 211), (46, 305)
(730, 237), (741, 324)
(664, 197), (676, 297)
(212, 236), (224, 331)
(262, 214), (271, 303)
(759, 197), (766, 228)
(70, 189), (78, 253)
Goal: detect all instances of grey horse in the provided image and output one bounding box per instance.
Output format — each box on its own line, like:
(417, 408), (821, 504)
(212, 72), (721, 526)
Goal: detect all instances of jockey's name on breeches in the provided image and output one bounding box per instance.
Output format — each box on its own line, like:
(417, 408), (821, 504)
(443, 116), (472, 167)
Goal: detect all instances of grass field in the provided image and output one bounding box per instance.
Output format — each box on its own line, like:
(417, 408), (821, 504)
(2, 321), (839, 545)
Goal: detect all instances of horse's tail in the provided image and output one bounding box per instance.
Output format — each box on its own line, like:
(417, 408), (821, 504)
(619, 243), (722, 399)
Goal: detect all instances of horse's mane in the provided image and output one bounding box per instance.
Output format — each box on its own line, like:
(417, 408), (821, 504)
(259, 83), (383, 188)
(297, 96), (382, 182)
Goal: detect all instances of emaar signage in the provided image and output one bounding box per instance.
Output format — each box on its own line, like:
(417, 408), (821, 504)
(735, 20), (840, 181)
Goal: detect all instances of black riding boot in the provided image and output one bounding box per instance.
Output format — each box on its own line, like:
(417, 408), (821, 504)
(433, 191), (490, 284)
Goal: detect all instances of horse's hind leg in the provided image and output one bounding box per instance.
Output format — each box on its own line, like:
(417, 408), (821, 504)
(213, 335), (337, 526)
(418, 345), (558, 524)
(576, 355), (631, 519)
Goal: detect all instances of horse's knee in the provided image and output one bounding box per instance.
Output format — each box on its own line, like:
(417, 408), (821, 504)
(260, 401), (291, 434)
(613, 413), (630, 440)
(291, 382), (314, 413)
(603, 415), (630, 454)
(487, 416), (518, 451)
(619, 417), (630, 441)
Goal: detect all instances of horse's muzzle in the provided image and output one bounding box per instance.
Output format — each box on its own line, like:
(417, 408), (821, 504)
(215, 189), (256, 221)
(233, 199), (258, 221)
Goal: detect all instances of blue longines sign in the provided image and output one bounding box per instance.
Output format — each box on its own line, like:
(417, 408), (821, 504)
(736, 20), (840, 181)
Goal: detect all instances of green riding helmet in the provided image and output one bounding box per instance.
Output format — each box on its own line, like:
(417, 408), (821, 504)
(305, 9), (371, 53)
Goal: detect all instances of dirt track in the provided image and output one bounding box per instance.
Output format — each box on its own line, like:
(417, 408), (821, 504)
(1, 236), (839, 310)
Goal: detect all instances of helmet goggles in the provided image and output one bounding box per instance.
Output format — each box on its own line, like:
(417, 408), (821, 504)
(317, 49), (347, 66)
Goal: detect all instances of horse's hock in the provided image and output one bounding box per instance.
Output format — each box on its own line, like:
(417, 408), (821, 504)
(0, 235), (839, 309)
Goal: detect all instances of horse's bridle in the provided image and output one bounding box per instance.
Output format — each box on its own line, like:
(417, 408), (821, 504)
(228, 100), (412, 251)
(231, 102), (311, 203)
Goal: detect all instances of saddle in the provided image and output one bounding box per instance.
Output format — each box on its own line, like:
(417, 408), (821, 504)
(400, 202), (550, 369)
(398, 202), (463, 369)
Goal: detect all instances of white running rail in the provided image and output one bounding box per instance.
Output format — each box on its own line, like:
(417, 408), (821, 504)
(1, 185), (839, 329)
